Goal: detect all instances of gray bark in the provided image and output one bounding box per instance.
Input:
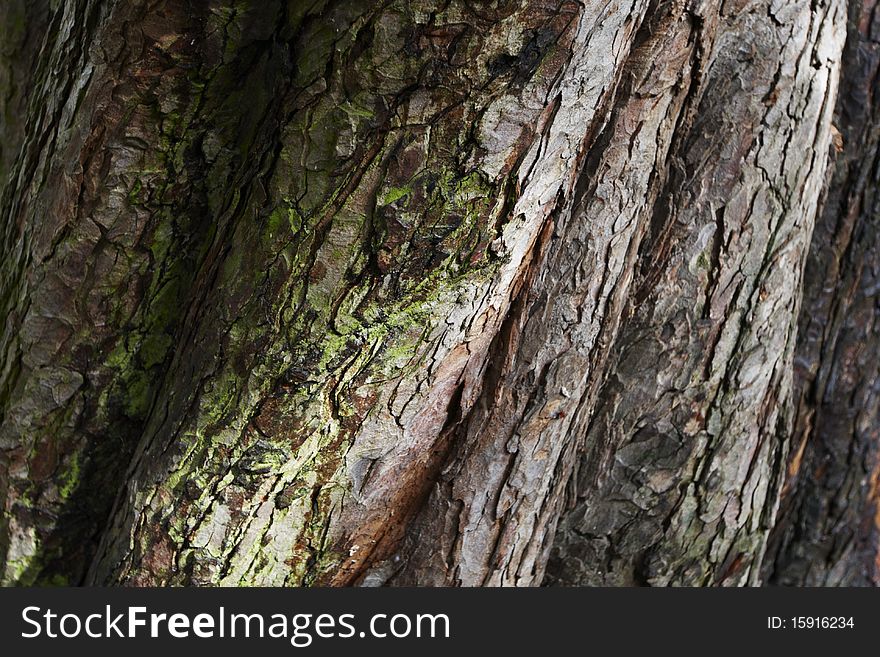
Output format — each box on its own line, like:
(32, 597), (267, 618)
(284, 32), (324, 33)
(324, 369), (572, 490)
(763, 0), (880, 587)
(0, 0), (873, 587)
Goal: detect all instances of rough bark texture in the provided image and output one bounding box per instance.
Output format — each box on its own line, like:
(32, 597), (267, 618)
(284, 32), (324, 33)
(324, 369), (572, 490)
(544, 0), (845, 587)
(0, 0), (875, 587)
(763, 0), (880, 587)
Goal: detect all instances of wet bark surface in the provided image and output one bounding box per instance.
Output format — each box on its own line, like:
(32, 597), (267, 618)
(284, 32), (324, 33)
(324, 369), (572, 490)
(0, 0), (875, 587)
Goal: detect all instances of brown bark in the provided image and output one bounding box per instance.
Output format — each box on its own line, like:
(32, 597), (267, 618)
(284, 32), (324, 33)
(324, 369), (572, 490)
(1, 0), (307, 584)
(762, 0), (880, 587)
(0, 0), (874, 587)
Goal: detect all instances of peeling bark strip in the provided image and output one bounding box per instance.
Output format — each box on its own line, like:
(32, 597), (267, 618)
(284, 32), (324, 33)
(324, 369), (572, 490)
(0, 0), (871, 587)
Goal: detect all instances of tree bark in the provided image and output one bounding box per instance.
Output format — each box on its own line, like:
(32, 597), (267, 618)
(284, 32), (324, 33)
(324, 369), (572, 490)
(0, 0), (874, 587)
(544, 0), (846, 586)
(762, 0), (880, 587)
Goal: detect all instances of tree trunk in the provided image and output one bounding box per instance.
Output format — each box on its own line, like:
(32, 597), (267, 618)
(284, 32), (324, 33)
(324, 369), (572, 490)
(762, 0), (880, 587)
(0, 0), (874, 587)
